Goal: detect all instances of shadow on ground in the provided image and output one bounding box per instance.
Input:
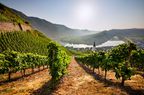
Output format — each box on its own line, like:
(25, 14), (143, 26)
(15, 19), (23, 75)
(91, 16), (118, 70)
(77, 62), (144, 95)
(0, 68), (47, 86)
(32, 79), (60, 95)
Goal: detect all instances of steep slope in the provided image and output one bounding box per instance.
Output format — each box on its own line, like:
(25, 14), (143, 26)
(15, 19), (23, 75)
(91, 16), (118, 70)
(12, 7), (144, 45)
(0, 3), (52, 55)
(0, 30), (51, 55)
(12, 9), (96, 40)
(28, 17), (75, 39)
(0, 3), (95, 40)
(1, 3), (144, 47)
(0, 3), (72, 56)
(0, 3), (32, 32)
(0, 3), (25, 23)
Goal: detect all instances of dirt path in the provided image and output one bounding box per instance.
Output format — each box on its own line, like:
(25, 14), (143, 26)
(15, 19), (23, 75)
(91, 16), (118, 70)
(52, 57), (135, 95)
(51, 57), (95, 95)
(0, 57), (143, 95)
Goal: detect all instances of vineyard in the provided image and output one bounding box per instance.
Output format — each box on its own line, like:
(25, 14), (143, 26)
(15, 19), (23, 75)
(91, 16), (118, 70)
(0, 1), (144, 94)
(0, 30), (51, 55)
(0, 41), (71, 82)
(76, 42), (144, 86)
(0, 40), (144, 95)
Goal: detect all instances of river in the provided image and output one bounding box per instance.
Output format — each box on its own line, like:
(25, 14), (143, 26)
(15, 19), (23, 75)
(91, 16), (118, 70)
(61, 40), (125, 48)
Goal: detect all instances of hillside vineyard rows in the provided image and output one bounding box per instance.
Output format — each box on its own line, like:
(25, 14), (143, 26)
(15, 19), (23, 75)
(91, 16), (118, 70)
(0, 42), (71, 81)
(0, 30), (51, 55)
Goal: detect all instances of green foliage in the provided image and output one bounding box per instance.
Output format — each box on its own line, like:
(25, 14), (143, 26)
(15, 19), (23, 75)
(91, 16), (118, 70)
(109, 43), (136, 83)
(0, 30), (51, 55)
(47, 41), (71, 81)
(2, 50), (20, 74)
(76, 51), (106, 71)
(76, 42), (141, 86)
(0, 44), (71, 81)
(100, 53), (112, 71)
(0, 50), (48, 80)
(131, 49), (144, 71)
(114, 62), (134, 79)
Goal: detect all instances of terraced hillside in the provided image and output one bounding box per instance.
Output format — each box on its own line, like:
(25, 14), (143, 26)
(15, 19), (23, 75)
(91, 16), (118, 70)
(0, 30), (51, 55)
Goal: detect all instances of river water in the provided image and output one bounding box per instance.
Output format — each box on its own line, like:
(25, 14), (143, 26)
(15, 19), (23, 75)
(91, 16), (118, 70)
(61, 40), (125, 48)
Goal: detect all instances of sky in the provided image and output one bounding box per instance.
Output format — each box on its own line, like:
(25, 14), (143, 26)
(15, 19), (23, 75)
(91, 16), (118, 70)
(0, 0), (144, 31)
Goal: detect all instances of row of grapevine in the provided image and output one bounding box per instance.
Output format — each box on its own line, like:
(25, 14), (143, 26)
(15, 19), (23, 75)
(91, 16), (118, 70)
(130, 49), (144, 70)
(76, 42), (144, 86)
(0, 41), (71, 81)
(47, 42), (71, 81)
(0, 30), (51, 55)
(0, 50), (48, 81)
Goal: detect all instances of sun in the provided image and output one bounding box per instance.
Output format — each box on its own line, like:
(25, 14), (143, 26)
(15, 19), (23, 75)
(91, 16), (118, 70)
(74, 3), (94, 22)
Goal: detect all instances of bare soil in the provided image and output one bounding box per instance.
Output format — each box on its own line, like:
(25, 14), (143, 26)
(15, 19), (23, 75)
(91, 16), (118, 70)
(0, 69), (51, 95)
(0, 57), (144, 95)
(52, 57), (144, 95)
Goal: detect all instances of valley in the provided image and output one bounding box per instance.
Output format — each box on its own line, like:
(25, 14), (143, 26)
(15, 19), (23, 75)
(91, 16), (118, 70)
(0, 1), (144, 95)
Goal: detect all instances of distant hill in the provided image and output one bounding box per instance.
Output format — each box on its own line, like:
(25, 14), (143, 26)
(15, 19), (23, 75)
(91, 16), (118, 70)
(11, 7), (144, 47)
(12, 9), (96, 40)
(0, 3), (96, 41)
(1, 3), (144, 48)
(62, 29), (144, 46)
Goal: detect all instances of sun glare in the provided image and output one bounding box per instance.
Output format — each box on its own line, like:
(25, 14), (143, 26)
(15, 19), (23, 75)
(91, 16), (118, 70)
(74, 3), (94, 23)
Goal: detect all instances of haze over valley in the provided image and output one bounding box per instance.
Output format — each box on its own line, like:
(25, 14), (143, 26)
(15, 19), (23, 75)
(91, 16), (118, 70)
(1, 0), (144, 49)
(0, 1), (144, 95)
(4, 4), (144, 49)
